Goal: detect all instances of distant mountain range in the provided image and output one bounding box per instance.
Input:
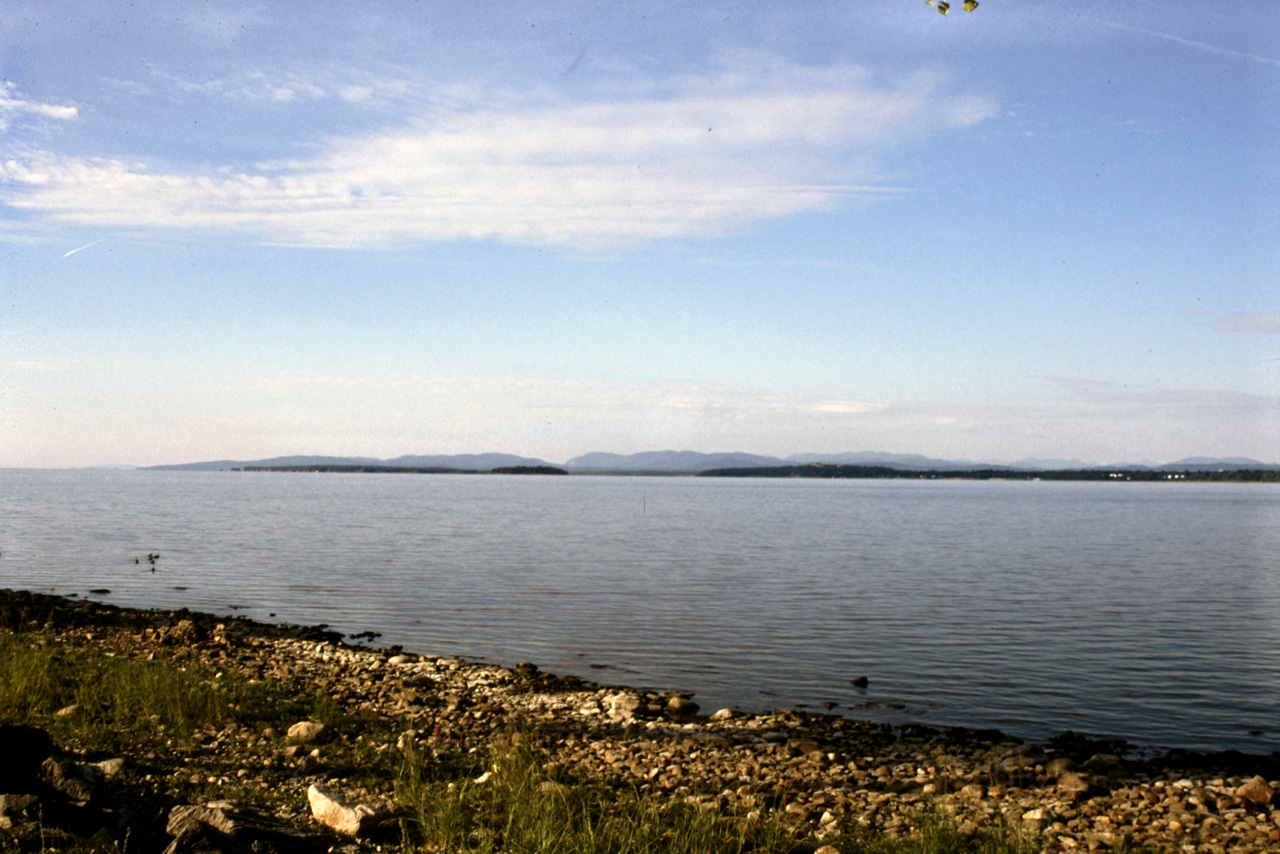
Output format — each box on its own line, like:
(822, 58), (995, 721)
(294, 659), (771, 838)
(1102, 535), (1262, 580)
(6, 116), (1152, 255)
(146, 451), (1280, 473)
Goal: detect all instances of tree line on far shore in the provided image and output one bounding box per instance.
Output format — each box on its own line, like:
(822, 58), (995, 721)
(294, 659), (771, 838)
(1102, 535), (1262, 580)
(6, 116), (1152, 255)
(696, 464), (1280, 482)
(236, 463), (1276, 482)
(240, 464), (568, 475)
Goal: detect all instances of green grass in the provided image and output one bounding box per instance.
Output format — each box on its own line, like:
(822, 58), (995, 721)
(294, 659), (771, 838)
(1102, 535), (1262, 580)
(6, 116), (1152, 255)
(394, 734), (1044, 854)
(0, 630), (243, 749)
(396, 734), (800, 854)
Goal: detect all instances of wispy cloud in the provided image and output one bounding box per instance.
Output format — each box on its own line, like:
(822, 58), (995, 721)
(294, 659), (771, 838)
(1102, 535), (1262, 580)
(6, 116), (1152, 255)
(151, 68), (409, 104)
(1045, 375), (1278, 416)
(8, 357), (90, 371)
(0, 61), (995, 250)
(0, 82), (78, 130)
(1204, 311), (1280, 334)
(61, 239), (101, 259)
(1099, 20), (1280, 67)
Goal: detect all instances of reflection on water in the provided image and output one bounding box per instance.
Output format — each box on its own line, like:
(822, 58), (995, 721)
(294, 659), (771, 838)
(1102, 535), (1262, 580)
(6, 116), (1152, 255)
(1, 469), (1278, 752)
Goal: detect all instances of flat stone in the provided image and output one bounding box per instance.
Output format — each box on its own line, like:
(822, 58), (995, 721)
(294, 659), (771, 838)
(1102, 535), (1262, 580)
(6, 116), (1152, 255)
(285, 721), (326, 743)
(165, 799), (314, 854)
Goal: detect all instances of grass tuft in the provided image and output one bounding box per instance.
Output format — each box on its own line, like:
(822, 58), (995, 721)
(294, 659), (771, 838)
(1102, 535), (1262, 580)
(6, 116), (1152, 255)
(396, 734), (800, 854)
(0, 630), (241, 749)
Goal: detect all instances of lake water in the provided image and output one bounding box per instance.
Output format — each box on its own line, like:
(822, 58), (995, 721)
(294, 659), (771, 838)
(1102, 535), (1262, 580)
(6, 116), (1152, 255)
(2, 468), (1277, 754)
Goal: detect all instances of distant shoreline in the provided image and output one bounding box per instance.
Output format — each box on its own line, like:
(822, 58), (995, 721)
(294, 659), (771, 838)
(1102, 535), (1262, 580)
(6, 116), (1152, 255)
(206, 464), (1279, 482)
(696, 464), (1280, 483)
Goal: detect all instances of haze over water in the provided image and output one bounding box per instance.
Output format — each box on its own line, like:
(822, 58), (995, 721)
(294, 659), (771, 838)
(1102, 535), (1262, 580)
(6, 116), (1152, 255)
(2, 469), (1277, 754)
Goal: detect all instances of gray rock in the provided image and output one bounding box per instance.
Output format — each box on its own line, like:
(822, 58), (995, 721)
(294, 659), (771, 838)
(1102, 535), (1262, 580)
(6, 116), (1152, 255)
(165, 799), (315, 854)
(1081, 753), (1126, 778)
(163, 619), (204, 645)
(40, 757), (104, 803)
(0, 793), (40, 825)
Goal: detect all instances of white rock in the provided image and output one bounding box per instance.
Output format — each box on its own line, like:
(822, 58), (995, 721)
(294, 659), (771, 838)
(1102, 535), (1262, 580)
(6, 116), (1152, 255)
(307, 784), (379, 837)
(95, 758), (126, 777)
(604, 693), (643, 722)
(286, 721), (326, 742)
(710, 708), (735, 721)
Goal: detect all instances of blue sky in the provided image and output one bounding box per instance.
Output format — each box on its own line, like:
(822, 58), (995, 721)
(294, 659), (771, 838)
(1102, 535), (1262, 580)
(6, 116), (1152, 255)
(1, 1), (1277, 467)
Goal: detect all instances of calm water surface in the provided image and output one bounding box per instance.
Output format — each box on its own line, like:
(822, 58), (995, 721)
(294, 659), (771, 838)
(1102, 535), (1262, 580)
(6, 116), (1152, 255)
(2, 469), (1277, 753)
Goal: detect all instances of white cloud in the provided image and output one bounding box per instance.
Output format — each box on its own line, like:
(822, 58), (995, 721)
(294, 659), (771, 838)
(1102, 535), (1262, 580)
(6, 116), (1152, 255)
(0, 62), (995, 249)
(0, 82), (77, 129)
(809, 400), (885, 414)
(1205, 311), (1280, 334)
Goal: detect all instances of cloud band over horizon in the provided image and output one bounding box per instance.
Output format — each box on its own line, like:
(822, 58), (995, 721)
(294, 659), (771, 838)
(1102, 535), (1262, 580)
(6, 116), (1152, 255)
(1, 63), (994, 250)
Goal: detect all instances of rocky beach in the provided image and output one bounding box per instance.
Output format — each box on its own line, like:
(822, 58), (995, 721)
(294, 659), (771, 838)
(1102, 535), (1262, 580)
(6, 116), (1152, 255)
(1, 589), (1277, 854)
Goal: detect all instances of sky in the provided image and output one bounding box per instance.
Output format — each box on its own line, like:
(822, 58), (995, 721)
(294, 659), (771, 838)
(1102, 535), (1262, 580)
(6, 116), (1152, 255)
(1, 1), (1277, 468)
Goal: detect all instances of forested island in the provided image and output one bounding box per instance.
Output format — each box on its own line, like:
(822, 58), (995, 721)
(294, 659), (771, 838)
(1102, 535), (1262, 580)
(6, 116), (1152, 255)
(242, 465), (477, 474)
(240, 465), (568, 475)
